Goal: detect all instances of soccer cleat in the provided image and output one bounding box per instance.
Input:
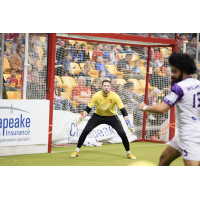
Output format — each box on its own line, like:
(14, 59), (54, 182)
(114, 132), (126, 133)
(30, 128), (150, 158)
(127, 153), (136, 160)
(70, 151), (79, 158)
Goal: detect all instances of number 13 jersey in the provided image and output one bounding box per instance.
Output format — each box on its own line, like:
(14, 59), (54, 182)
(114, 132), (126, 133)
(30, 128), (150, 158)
(164, 77), (200, 144)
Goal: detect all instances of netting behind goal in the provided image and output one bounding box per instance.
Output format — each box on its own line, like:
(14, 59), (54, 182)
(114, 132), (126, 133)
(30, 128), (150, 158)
(51, 33), (176, 147)
(1, 33), (48, 100)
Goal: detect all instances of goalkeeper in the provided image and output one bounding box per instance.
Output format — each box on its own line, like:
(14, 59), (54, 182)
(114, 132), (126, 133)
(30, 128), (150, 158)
(70, 79), (136, 159)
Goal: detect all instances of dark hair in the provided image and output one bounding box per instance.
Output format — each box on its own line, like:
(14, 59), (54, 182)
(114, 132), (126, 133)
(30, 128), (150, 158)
(16, 44), (24, 53)
(64, 51), (71, 57)
(125, 54), (132, 57)
(168, 52), (197, 74)
(102, 79), (110, 85)
(10, 67), (16, 73)
(73, 42), (81, 55)
(64, 41), (71, 48)
(124, 81), (134, 89)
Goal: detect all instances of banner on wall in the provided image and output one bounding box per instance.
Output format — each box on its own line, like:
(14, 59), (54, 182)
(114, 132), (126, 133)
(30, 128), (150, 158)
(52, 111), (137, 145)
(0, 100), (49, 147)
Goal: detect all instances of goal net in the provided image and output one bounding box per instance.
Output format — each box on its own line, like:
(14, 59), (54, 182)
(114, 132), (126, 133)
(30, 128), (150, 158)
(51, 33), (176, 147)
(2, 33), (48, 101)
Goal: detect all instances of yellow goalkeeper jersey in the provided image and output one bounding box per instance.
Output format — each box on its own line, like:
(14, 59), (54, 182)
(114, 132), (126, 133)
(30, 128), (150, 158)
(88, 90), (124, 116)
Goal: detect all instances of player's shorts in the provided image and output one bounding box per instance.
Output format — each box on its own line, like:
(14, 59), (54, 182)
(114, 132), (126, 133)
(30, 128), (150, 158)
(168, 135), (200, 161)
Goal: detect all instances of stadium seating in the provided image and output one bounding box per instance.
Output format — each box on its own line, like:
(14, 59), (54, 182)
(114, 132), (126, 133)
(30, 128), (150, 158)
(61, 76), (77, 89)
(106, 65), (124, 79)
(128, 79), (145, 95)
(79, 63), (85, 69)
(117, 79), (127, 85)
(87, 45), (93, 51)
(61, 92), (70, 100)
(3, 57), (10, 73)
(88, 70), (99, 78)
(3, 74), (10, 81)
(16, 75), (22, 87)
(55, 76), (64, 88)
(36, 46), (44, 60)
(6, 91), (21, 99)
(69, 40), (76, 45)
(70, 63), (81, 74)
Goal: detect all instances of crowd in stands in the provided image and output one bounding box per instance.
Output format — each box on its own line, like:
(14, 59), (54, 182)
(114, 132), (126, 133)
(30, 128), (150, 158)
(1, 33), (48, 100)
(2, 33), (199, 128)
(54, 37), (176, 128)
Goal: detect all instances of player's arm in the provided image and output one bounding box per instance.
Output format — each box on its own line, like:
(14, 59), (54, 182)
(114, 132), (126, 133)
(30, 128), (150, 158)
(137, 101), (171, 114)
(137, 83), (184, 113)
(116, 95), (135, 135)
(75, 94), (97, 127)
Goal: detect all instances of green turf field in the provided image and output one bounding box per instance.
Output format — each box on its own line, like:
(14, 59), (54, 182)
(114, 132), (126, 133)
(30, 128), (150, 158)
(0, 142), (184, 166)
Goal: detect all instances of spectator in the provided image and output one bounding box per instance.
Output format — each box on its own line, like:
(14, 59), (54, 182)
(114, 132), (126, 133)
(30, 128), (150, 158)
(116, 83), (146, 124)
(77, 62), (92, 87)
(55, 52), (72, 76)
(72, 76), (92, 113)
(92, 43), (103, 62)
(3, 68), (21, 98)
(178, 33), (187, 46)
(29, 36), (40, 60)
(117, 53), (134, 80)
(26, 71), (46, 99)
(102, 44), (110, 64)
(141, 61), (147, 77)
(56, 41), (65, 61)
(91, 78), (101, 95)
(163, 67), (171, 89)
(70, 42), (83, 64)
(117, 45), (125, 53)
(152, 47), (163, 68)
(109, 46), (119, 65)
(64, 41), (71, 54)
(81, 43), (90, 62)
(124, 45), (135, 54)
(53, 78), (77, 112)
(11, 37), (22, 54)
(9, 44), (25, 75)
(140, 47), (148, 60)
(95, 55), (118, 78)
(124, 81), (140, 101)
(149, 66), (165, 90)
(187, 34), (197, 49)
(99, 70), (106, 82)
(20, 65), (32, 86)
(116, 84), (132, 113)
(110, 78), (117, 92)
(131, 60), (145, 80)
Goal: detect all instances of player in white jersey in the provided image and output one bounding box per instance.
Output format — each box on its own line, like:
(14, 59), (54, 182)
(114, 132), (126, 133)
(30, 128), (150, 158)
(137, 52), (200, 166)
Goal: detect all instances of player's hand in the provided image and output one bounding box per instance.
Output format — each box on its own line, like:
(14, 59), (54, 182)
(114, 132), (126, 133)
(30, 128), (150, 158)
(137, 102), (146, 111)
(75, 114), (86, 127)
(125, 120), (135, 135)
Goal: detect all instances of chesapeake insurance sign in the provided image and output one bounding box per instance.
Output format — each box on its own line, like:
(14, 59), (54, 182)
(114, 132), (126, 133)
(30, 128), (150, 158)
(0, 100), (49, 147)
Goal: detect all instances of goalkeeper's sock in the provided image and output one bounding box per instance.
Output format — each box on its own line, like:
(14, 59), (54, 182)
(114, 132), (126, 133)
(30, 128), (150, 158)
(75, 147), (80, 153)
(127, 150), (131, 155)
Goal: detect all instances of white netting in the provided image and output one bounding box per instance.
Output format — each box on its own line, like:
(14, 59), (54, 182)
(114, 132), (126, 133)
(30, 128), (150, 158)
(52, 37), (173, 146)
(2, 33), (48, 100)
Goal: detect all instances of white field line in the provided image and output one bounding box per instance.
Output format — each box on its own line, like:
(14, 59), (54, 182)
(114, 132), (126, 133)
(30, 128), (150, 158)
(51, 144), (166, 153)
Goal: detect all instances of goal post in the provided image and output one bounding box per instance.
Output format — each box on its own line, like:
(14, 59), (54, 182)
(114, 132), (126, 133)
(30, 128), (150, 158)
(48, 33), (178, 151)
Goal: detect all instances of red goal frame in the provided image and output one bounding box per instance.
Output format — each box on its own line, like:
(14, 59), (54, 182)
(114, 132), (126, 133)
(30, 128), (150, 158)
(47, 33), (178, 152)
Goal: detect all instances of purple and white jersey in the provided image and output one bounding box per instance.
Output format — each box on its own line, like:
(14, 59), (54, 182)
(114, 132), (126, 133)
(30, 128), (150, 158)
(164, 77), (200, 144)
